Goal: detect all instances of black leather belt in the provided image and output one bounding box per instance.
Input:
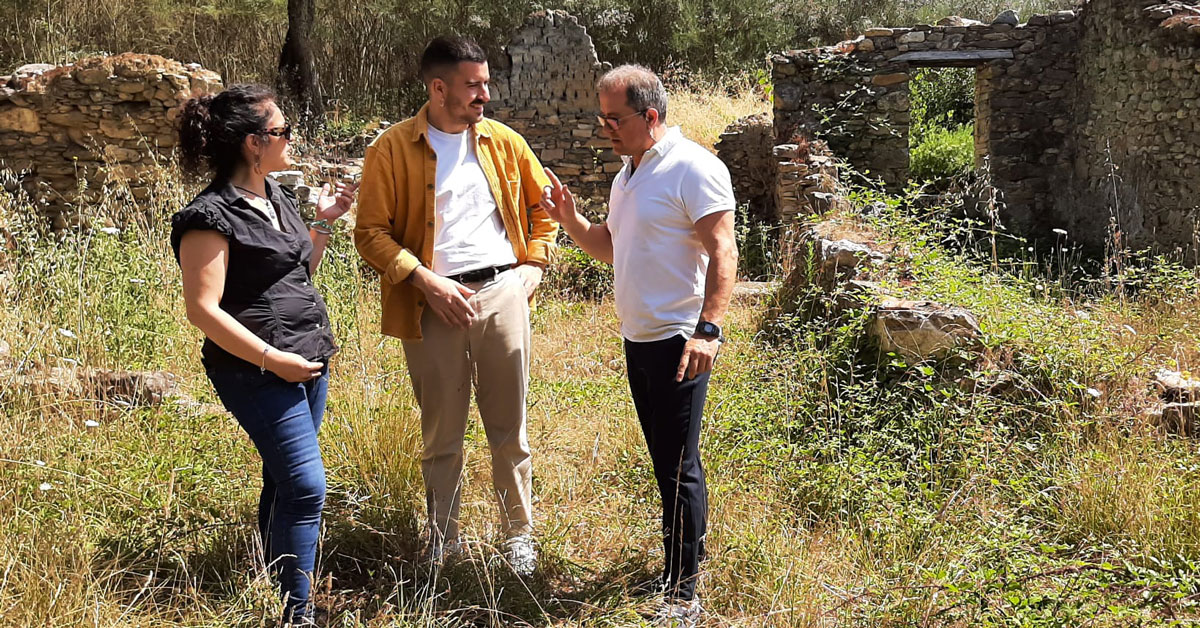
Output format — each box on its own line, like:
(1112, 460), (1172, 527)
(447, 264), (510, 284)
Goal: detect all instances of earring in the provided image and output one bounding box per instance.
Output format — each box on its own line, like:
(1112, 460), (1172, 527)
(253, 153), (262, 175)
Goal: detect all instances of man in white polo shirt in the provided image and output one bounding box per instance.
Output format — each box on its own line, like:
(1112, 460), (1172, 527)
(540, 64), (737, 626)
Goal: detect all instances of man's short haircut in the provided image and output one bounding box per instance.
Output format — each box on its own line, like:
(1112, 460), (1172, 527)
(597, 64), (668, 123)
(419, 36), (487, 82)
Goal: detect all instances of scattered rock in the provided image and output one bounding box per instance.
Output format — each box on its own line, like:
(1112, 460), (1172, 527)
(798, 237), (887, 291)
(271, 170), (306, 188)
(732, 281), (778, 298)
(992, 10), (1019, 26)
(2, 365), (177, 407)
(833, 279), (886, 311)
(937, 16), (983, 27)
(870, 298), (982, 361)
(81, 368), (177, 405)
(1153, 369), (1200, 402)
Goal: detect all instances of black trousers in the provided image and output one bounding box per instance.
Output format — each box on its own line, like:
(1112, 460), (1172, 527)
(624, 334), (710, 601)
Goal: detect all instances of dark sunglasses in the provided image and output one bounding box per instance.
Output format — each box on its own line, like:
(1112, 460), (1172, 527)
(259, 124), (293, 140)
(595, 109), (647, 131)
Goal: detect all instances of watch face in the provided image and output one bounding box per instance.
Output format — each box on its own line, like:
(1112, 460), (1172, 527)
(697, 321), (720, 336)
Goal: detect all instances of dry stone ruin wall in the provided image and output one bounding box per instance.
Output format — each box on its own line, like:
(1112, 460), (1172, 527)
(0, 54), (222, 227)
(714, 114), (775, 221)
(772, 11), (1083, 234)
(770, 0), (1200, 253)
(487, 10), (618, 203)
(1067, 0), (1200, 251)
(772, 44), (912, 190)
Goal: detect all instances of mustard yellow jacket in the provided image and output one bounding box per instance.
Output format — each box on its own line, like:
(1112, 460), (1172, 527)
(354, 104), (558, 340)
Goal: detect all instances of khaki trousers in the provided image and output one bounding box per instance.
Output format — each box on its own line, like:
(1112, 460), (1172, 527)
(401, 269), (533, 541)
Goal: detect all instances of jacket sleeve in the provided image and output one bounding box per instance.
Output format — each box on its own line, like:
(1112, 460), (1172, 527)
(515, 134), (558, 265)
(354, 143), (421, 284)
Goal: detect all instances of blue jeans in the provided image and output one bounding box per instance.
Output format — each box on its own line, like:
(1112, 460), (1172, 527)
(207, 366), (328, 622)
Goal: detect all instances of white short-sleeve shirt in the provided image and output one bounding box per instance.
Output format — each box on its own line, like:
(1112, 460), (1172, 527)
(606, 126), (736, 343)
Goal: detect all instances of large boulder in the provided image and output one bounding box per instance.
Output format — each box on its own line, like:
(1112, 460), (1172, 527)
(870, 298), (982, 361)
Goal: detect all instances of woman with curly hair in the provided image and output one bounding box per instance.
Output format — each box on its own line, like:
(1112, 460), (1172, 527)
(170, 84), (356, 625)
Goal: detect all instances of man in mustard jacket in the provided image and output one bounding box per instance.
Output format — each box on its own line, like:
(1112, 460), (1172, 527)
(354, 35), (557, 576)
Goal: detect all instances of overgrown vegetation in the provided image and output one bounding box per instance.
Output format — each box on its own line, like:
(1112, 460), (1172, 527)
(5, 2), (1200, 624)
(3, 142), (1200, 624)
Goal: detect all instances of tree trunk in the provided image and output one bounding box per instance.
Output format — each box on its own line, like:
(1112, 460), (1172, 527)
(278, 0), (324, 123)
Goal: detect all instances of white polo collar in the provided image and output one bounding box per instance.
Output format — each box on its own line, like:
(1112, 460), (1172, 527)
(621, 126), (684, 169)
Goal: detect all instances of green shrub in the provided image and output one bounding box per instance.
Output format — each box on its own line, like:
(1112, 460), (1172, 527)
(543, 243), (613, 300)
(910, 123), (974, 182)
(909, 67), (975, 142)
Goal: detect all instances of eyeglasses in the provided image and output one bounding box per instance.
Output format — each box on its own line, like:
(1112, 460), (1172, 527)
(259, 124), (293, 141)
(595, 110), (647, 132)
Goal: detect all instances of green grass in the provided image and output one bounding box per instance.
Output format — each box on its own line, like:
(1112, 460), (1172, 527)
(3, 163), (1200, 626)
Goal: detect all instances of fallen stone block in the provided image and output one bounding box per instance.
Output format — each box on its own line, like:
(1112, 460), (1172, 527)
(870, 298), (982, 361)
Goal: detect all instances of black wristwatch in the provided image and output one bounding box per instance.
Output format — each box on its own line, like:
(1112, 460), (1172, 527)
(695, 320), (723, 341)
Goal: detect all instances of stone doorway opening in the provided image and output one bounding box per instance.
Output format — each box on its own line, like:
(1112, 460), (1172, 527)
(898, 50), (1014, 186)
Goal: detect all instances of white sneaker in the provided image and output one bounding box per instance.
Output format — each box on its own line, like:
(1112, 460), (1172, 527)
(652, 597), (702, 628)
(503, 533), (537, 577)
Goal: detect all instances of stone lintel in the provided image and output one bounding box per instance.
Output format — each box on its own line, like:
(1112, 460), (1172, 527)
(892, 49), (1015, 66)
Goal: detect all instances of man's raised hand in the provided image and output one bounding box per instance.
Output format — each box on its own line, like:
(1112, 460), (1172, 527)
(539, 167), (577, 224)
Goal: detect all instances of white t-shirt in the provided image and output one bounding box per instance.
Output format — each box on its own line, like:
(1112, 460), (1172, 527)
(606, 126), (736, 343)
(425, 124), (516, 276)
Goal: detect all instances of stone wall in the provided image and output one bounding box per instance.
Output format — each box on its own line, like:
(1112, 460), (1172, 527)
(488, 10), (618, 202)
(774, 139), (841, 222)
(773, 45), (912, 190)
(772, 9), (1081, 214)
(0, 54), (222, 227)
(1066, 0), (1200, 250)
(715, 114), (775, 221)
(771, 0), (1200, 251)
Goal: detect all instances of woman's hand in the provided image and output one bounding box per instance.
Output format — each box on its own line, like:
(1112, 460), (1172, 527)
(314, 180), (359, 222)
(266, 349), (325, 382)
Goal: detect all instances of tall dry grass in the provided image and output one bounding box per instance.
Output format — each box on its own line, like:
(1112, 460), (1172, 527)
(669, 82), (770, 152)
(3, 128), (1200, 625)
